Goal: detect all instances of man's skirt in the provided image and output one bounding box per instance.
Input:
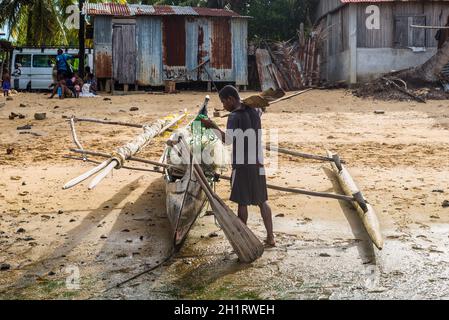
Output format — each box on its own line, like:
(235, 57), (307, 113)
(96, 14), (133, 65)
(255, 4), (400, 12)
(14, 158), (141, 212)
(230, 165), (268, 206)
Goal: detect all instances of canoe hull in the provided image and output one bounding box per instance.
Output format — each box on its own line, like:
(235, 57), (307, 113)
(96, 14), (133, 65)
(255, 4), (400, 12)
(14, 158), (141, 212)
(165, 165), (207, 249)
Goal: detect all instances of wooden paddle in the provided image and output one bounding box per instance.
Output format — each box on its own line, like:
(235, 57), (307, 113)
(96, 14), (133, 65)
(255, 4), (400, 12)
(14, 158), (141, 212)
(178, 138), (264, 263)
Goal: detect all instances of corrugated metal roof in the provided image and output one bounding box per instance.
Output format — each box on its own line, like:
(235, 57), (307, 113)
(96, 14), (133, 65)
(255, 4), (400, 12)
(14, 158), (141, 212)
(341, 0), (449, 2)
(83, 3), (248, 18)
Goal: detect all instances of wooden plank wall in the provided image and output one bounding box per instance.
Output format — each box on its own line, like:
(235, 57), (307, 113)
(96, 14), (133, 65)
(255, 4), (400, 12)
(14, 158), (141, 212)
(357, 1), (449, 48)
(327, 5), (350, 56)
(316, 0), (343, 21)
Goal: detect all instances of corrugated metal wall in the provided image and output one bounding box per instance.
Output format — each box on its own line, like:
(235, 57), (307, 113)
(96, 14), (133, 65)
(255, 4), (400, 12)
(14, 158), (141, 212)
(196, 18), (212, 82)
(136, 17), (163, 86)
(93, 15), (248, 85)
(185, 17), (199, 81)
(94, 16), (113, 78)
(232, 19), (248, 85)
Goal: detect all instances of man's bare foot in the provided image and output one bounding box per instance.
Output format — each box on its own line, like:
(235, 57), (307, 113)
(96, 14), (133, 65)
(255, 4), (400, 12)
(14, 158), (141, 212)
(264, 237), (276, 247)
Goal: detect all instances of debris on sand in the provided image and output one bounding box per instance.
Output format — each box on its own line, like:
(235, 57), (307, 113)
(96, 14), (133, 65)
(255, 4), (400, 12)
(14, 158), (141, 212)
(442, 200), (449, 208)
(9, 112), (25, 120)
(0, 263), (11, 271)
(19, 131), (42, 137)
(6, 147), (14, 155)
(19, 103), (27, 108)
(130, 107), (139, 112)
(17, 125), (32, 130)
(34, 113), (47, 120)
(353, 77), (449, 102)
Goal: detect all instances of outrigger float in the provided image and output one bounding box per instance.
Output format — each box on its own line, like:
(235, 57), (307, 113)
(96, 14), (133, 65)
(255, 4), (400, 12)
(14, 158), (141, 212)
(63, 93), (383, 268)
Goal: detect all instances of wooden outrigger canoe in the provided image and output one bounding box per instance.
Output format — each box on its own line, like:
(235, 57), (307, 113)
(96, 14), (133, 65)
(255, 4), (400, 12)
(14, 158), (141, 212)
(327, 151), (384, 250)
(162, 139), (208, 250)
(161, 101), (209, 250)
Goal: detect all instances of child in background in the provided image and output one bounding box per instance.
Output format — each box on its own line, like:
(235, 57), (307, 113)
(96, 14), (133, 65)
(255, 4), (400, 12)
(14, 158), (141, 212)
(71, 73), (83, 98)
(2, 69), (11, 97)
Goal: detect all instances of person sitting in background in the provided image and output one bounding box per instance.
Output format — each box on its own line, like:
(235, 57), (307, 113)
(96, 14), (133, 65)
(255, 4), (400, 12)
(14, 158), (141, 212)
(86, 72), (97, 94)
(49, 77), (73, 99)
(48, 64), (58, 90)
(83, 66), (92, 83)
(2, 69), (11, 97)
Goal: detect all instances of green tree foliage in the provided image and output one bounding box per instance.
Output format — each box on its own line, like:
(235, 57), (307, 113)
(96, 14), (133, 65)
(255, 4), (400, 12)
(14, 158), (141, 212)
(0, 0), (317, 46)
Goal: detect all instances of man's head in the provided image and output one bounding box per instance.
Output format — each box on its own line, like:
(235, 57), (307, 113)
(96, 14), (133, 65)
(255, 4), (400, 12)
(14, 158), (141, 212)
(57, 49), (63, 55)
(219, 85), (241, 112)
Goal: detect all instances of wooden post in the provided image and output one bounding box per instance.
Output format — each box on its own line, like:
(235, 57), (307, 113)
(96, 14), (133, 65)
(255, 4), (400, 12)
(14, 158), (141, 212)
(348, 4), (358, 84)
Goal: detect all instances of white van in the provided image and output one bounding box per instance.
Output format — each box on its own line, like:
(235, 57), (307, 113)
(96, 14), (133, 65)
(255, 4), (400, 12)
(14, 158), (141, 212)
(10, 48), (93, 90)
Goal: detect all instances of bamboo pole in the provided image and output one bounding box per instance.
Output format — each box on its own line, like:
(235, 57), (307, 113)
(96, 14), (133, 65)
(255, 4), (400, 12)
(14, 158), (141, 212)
(69, 148), (354, 202)
(63, 160), (111, 190)
(267, 88), (314, 106)
(72, 117), (144, 128)
(63, 112), (187, 190)
(266, 145), (344, 163)
(218, 175), (355, 202)
(69, 117), (85, 157)
(220, 89), (313, 118)
(63, 156), (164, 174)
(69, 148), (171, 168)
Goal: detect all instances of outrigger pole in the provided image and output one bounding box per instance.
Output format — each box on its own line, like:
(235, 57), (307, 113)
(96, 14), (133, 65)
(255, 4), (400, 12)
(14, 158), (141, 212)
(63, 112), (187, 190)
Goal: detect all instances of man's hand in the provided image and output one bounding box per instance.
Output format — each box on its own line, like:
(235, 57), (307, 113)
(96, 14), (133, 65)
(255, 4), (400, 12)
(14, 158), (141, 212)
(200, 119), (219, 130)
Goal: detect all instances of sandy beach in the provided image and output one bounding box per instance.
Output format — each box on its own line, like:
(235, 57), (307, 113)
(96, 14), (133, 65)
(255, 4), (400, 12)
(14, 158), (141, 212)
(0, 89), (448, 299)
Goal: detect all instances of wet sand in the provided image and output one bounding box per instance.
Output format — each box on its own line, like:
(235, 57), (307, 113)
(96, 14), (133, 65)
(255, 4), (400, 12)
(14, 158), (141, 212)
(0, 90), (448, 299)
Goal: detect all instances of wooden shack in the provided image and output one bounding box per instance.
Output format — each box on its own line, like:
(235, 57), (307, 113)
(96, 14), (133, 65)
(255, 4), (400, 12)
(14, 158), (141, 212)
(315, 0), (449, 83)
(83, 3), (250, 91)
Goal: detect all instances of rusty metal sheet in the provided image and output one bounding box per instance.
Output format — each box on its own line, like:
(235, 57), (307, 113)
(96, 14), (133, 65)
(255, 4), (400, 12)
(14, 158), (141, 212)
(193, 7), (241, 18)
(129, 5), (155, 16)
(232, 18), (248, 85)
(256, 48), (279, 91)
(185, 18), (199, 81)
(163, 16), (186, 67)
(197, 18), (211, 82)
(136, 17), (163, 86)
(211, 18), (232, 69)
(95, 46), (112, 78)
(84, 3), (248, 18)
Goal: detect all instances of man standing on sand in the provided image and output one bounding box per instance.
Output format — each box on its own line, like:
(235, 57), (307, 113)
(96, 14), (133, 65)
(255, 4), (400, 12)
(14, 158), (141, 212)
(56, 49), (76, 79)
(201, 85), (275, 247)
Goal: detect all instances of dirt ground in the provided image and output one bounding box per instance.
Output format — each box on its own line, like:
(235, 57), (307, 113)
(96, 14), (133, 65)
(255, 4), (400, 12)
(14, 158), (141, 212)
(0, 89), (448, 300)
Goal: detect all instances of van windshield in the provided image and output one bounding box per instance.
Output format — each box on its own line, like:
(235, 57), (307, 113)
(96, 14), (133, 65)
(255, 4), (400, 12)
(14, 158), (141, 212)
(15, 54), (31, 67)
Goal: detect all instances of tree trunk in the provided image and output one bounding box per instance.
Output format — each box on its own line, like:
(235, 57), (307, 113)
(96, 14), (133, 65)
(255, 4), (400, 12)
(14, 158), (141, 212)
(396, 38), (449, 84)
